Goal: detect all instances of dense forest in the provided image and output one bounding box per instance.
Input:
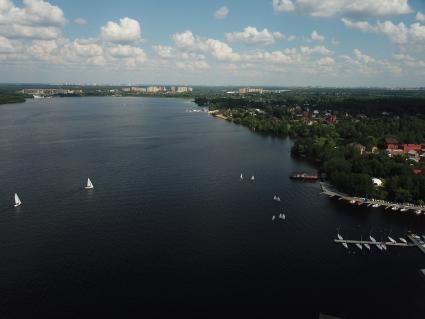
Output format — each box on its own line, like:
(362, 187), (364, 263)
(0, 91), (26, 104)
(196, 91), (425, 204)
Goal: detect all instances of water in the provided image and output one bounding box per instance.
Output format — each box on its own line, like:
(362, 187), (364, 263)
(0, 97), (424, 318)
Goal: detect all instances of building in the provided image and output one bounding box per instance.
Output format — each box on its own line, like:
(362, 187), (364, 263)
(239, 87), (264, 94)
(131, 87), (147, 93)
(147, 86), (166, 93)
(21, 88), (82, 96)
(348, 143), (366, 155)
(372, 178), (383, 187)
(176, 86), (193, 93)
(402, 144), (422, 154)
(122, 87), (131, 92)
(385, 137), (399, 149)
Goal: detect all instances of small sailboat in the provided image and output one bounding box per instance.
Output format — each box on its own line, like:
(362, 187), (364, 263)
(281, 213), (286, 220)
(85, 178), (94, 189)
(250, 175), (255, 181)
(356, 243), (363, 250)
(342, 242), (348, 249)
(272, 215), (276, 221)
(372, 204), (380, 208)
(364, 243), (371, 250)
(381, 242), (387, 251)
(14, 193), (22, 207)
(415, 210), (421, 215)
(399, 237), (407, 244)
(273, 195), (281, 202)
(240, 173), (243, 180)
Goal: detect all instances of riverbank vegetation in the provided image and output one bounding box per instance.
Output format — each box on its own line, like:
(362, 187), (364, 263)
(195, 89), (425, 204)
(0, 91), (26, 104)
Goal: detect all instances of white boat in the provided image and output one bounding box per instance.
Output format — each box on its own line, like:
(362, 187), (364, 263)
(399, 237), (407, 244)
(369, 235), (377, 242)
(281, 213), (286, 220)
(273, 195), (281, 202)
(391, 206), (399, 211)
(240, 173), (243, 180)
(272, 215), (275, 221)
(364, 243), (371, 250)
(14, 193), (22, 207)
(388, 236), (396, 243)
(372, 204), (380, 208)
(85, 178), (94, 189)
(415, 210), (421, 215)
(376, 243), (383, 250)
(356, 243), (363, 250)
(250, 175), (255, 181)
(342, 242), (348, 249)
(400, 208), (408, 212)
(381, 243), (387, 251)
(349, 199), (356, 204)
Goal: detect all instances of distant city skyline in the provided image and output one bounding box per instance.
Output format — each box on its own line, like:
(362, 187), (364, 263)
(0, 0), (425, 87)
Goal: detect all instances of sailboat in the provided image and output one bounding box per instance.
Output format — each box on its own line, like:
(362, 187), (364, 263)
(273, 195), (281, 202)
(356, 235), (363, 250)
(240, 173), (243, 180)
(281, 213), (286, 220)
(14, 193), (22, 207)
(272, 215), (276, 221)
(364, 243), (371, 250)
(370, 235), (382, 250)
(85, 178), (94, 189)
(399, 237), (407, 244)
(250, 175), (255, 181)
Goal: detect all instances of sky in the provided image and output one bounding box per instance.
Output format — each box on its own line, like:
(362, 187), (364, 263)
(0, 0), (425, 87)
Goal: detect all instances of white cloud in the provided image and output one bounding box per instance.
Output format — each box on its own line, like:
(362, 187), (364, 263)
(342, 18), (425, 48)
(310, 30), (325, 42)
(100, 17), (141, 43)
(300, 45), (332, 55)
(287, 35), (296, 41)
(0, 34), (13, 52)
(225, 26), (283, 45)
(317, 56), (335, 66)
(214, 6), (229, 19)
(417, 12), (425, 22)
(272, 0), (295, 12)
(272, 0), (412, 18)
(0, 0), (66, 39)
(74, 18), (87, 25)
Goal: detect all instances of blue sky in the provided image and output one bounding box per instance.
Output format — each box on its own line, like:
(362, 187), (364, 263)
(1, 0), (425, 86)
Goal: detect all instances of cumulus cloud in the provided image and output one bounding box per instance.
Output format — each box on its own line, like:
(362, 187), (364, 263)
(74, 18), (87, 25)
(272, 0), (295, 12)
(317, 56), (335, 66)
(100, 17), (141, 43)
(225, 26), (283, 45)
(342, 18), (425, 48)
(272, 0), (412, 18)
(416, 12), (425, 22)
(310, 30), (325, 42)
(214, 6), (229, 19)
(0, 0), (66, 39)
(300, 45), (332, 55)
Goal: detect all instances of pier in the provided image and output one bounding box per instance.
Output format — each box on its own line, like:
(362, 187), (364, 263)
(320, 182), (425, 215)
(335, 233), (425, 256)
(334, 239), (410, 247)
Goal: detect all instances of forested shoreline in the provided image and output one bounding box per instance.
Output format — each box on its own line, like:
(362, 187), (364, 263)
(195, 91), (425, 204)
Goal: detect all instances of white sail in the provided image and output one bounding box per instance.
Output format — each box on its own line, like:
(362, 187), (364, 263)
(240, 173), (243, 180)
(251, 175), (255, 181)
(14, 193), (21, 207)
(85, 178), (94, 189)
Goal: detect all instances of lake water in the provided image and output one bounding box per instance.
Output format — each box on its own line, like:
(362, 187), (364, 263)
(0, 97), (424, 318)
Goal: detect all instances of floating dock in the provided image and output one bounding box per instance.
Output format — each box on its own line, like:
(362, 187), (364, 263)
(334, 239), (410, 247)
(320, 182), (425, 215)
(335, 233), (425, 256)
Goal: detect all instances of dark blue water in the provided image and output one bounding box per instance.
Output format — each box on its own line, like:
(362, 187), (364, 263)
(0, 97), (424, 318)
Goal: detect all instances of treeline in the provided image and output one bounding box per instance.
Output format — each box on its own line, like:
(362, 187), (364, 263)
(0, 91), (26, 104)
(292, 117), (425, 203)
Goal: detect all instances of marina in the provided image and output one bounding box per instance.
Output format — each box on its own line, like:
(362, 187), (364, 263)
(335, 233), (425, 256)
(321, 182), (425, 215)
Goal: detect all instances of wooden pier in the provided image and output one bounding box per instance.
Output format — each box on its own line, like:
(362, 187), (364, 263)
(320, 182), (425, 215)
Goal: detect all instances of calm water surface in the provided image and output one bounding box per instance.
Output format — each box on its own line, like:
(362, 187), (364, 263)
(0, 97), (424, 318)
